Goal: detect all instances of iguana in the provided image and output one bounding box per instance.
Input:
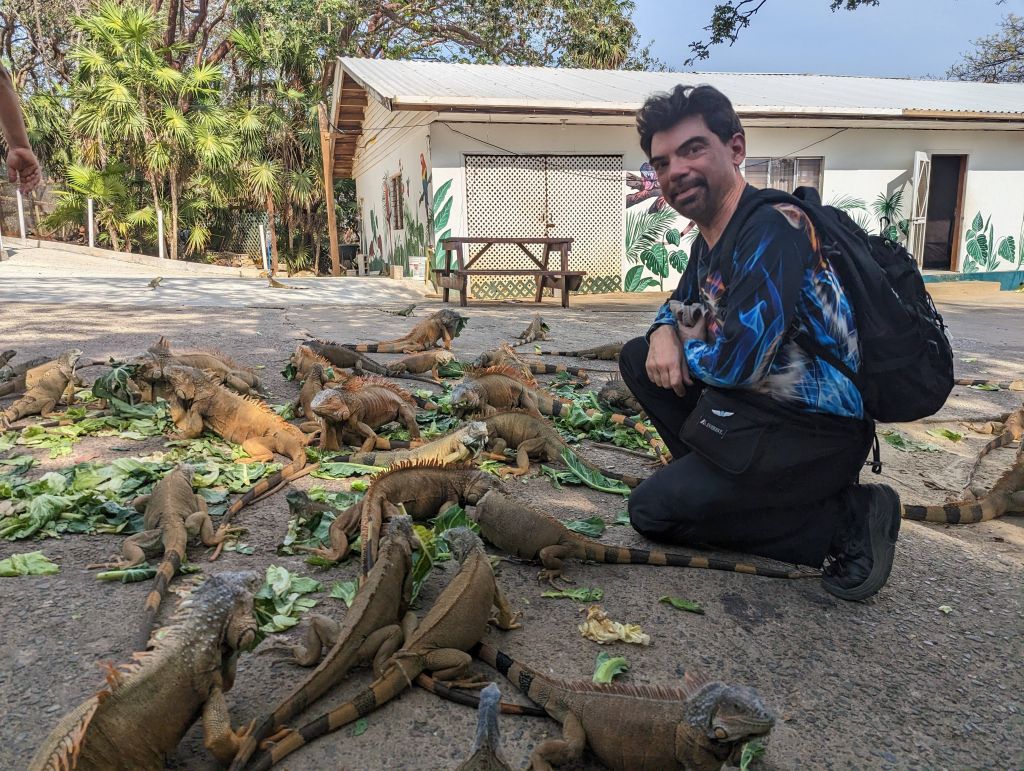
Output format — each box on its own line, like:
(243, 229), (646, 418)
(375, 303), (417, 316)
(954, 377), (1024, 391)
(385, 348), (456, 382)
(473, 344), (590, 383)
(28, 571), (262, 771)
(902, 442), (1024, 524)
(140, 336), (263, 397)
(324, 420), (489, 468)
(598, 378), (642, 416)
(0, 354), (61, 397)
(473, 642), (775, 771)
(248, 528), (520, 770)
(300, 338), (438, 385)
(288, 344), (343, 383)
(455, 683), (512, 771)
(0, 349), (15, 382)
(227, 513), (419, 771)
(296, 360), (344, 432)
(342, 309), (468, 353)
(0, 348), (82, 429)
(482, 410), (642, 487)
(87, 465), (240, 651)
(509, 313), (549, 348)
(473, 490), (817, 583)
(537, 342), (623, 360)
(311, 377), (421, 452)
(147, 276), (163, 290)
(961, 403), (1023, 493)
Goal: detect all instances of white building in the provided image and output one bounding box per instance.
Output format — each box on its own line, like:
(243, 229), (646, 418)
(326, 58), (1024, 295)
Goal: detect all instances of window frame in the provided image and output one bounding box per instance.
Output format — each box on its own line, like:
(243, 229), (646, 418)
(389, 173), (404, 230)
(742, 156), (823, 193)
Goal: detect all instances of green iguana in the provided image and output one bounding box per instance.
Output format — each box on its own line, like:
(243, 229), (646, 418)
(311, 377), (421, 452)
(961, 403), (1023, 494)
(509, 314), (549, 348)
(248, 528), (520, 770)
(137, 336), (263, 398)
(482, 410), (642, 487)
(902, 442), (1024, 524)
(300, 338), (438, 385)
(375, 303), (417, 316)
(0, 354), (61, 397)
(473, 490), (818, 582)
(324, 420), (489, 468)
(537, 342), (623, 360)
(597, 378), (642, 416)
(0, 348), (82, 429)
(87, 465), (240, 651)
(28, 571), (262, 771)
(455, 683), (512, 771)
(228, 513), (419, 771)
(473, 642), (775, 771)
(342, 309), (467, 353)
(473, 345), (590, 383)
(385, 348), (456, 382)
(0, 349), (16, 382)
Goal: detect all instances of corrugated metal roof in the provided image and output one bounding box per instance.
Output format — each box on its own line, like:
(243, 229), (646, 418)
(338, 58), (1024, 117)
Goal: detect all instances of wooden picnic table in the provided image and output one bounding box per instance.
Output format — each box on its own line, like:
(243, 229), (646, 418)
(436, 236), (585, 308)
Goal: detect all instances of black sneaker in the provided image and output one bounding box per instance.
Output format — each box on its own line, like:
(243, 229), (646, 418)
(822, 484), (901, 601)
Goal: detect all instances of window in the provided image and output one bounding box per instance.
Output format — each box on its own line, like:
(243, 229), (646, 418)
(389, 174), (404, 230)
(743, 157), (823, 193)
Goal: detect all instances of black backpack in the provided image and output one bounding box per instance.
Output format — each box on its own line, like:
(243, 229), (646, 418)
(717, 187), (954, 424)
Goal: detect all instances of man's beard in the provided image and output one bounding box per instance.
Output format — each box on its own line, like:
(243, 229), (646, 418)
(669, 180), (711, 221)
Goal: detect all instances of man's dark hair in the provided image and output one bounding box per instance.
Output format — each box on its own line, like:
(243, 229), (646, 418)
(636, 85), (744, 158)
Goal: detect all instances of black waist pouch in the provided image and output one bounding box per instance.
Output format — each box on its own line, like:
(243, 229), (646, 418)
(680, 388), (869, 476)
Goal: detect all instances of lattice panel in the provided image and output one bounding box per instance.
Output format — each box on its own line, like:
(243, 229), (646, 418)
(465, 155), (623, 298)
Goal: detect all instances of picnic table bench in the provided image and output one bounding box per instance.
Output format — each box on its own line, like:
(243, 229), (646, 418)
(436, 237), (585, 308)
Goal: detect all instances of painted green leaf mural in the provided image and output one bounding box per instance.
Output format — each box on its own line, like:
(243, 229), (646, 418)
(432, 179), (452, 213)
(624, 265), (660, 292)
(669, 249), (687, 273)
(665, 228), (681, 246)
(971, 211), (984, 231)
(643, 243), (669, 278)
(434, 197), (453, 232)
(997, 236), (1015, 262)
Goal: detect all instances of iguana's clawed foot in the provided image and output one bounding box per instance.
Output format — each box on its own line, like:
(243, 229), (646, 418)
(439, 674), (490, 690)
(213, 524), (245, 541)
(489, 613), (523, 630)
(539, 570), (571, 587)
(260, 727), (296, 750)
(86, 558), (137, 570)
(497, 467), (529, 478)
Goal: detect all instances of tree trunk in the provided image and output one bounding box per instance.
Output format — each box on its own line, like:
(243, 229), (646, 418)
(149, 177), (165, 257)
(266, 193), (279, 274)
(169, 169), (180, 260)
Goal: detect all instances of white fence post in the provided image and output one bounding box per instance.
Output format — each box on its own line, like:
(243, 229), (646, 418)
(87, 198), (95, 248)
(0, 218), (5, 254)
(258, 224), (268, 272)
(16, 189), (26, 241)
(157, 207), (165, 260)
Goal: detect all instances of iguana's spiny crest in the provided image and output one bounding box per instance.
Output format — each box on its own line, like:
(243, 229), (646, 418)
(342, 375), (415, 402)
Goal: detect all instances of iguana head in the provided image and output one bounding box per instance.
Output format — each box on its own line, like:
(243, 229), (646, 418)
(192, 570), (261, 652)
(57, 348), (83, 370)
(443, 527), (484, 563)
(461, 469), (496, 505)
(311, 387), (350, 422)
(434, 349), (456, 366)
(171, 463), (196, 484)
(436, 309), (469, 337)
(147, 336), (173, 358)
(470, 349), (497, 369)
(383, 512), (420, 553)
(165, 365), (214, 404)
(461, 421), (490, 452)
(681, 678), (775, 763)
(450, 382), (482, 416)
(0, 350), (15, 366)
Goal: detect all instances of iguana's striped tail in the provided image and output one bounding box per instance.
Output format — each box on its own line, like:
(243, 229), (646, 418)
(901, 495), (1021, 524)
(473, 643), (548, 705)
(527, 362), (590, 383)
(578, 542), (819, 579)
(250, 660), (416, 770)
(543, 396), (670, 463)
(136, 542), (184, 651)
(414, 674), (546, 716)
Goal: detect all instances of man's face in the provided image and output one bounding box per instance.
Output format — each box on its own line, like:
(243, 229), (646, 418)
(648, 115), (745, 223)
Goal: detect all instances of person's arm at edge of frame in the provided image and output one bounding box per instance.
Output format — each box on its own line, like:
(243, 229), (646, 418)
(0, 61), (42, 193)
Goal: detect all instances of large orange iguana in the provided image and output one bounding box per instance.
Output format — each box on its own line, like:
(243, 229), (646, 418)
(473, 490), (817, 583)
(310, 377), (420, 452)
(87, 465), (241, 651)
(960, 402), (1023, 494)
(0, 353), (62, 397)
(136, 336), (263, 399)
(289, 344), (344, 383)
(227, 513), (419, 771)
(0, 348), (82, 429)
(28, 571), (261, 771)
(537, 341), (623, 360)
(385, 348), (456, 382)
(509, 313), (549, 348)
(482, 410), (642, 487)
(473, 642), (775, 771)
(902, 442), (1024, 524)
(248, 529), (519, 770)
(472, 344), (590, 383)
(298, 338), (438, 385)
(342, 308), (468, 353)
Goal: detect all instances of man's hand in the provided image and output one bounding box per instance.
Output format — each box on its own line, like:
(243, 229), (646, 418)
(6, 146), (41, 193)
(646, 324), (692, 396)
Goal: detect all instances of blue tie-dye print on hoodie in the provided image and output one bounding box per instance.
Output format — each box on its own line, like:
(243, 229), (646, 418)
(649, 196), (863, 419)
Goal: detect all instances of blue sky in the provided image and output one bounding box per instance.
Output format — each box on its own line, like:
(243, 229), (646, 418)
(632, 0), (1021, 78)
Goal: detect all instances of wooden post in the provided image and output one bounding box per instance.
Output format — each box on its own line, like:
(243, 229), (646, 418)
(16, 189), (26, 240)
(87, 198), (95, 248)
(318, 102), (341, 276)
(258, 223), (268, 271)
(157, 207), (165, 260)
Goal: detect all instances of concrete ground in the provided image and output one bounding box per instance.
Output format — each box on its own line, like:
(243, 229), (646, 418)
(0, 249), (1022, 770)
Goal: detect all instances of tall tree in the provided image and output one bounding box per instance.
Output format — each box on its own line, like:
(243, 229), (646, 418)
(948, 13), (1023, 83)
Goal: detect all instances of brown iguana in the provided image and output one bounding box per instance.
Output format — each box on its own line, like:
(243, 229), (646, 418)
(455, 682), (512, 771)
(227, 512), (419, 771)
(597, 378), (642, 416)
(0, 348), (82, 429)
(137, 336), (263, 398)
(473, 344), (590, 383)
(87, 465), (240, 651)
(0, 349), (16, 382)
(289, 344), (343, 383)
(248, 528), (520, 770)
(473, 642), (776, 771)
(954, 377), (1024, 391)
(311, 377), (421, 452)
(537, 342), (623, 360)
(902, 442), (1024, 524)
(961, 402), (1023, 494)
(342, 309), (467, 353)
(385, 348), (456, 382)
(28, 571), (262, 771)
(473, 490), (817, 583)
(324, 420), (489, 468)
(300, 337), (438, 385)
(0, 354), (60, 397)
(509, 314), (549, 348)
(296, 360), (344, 432)
(482, 410), (642, 487)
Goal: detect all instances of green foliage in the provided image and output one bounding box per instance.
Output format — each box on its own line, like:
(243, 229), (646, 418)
(659, 595), (705, 614)
(739, 739), (767, 771)
(542, 587), (604, 602)
(564, 516), (607, 537)
(963, 211), (1002, 273)
(592, 651), (629, 683)
(253, 564), (322, 639)
(879, 430), (941, 453)
(0, 551), (60, 577)
(947, 13), (1024, 83)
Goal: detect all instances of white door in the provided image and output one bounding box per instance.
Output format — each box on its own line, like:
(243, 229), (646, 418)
(907, 151), (932, 266)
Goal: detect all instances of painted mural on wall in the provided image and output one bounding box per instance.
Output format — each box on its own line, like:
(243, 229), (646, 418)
(431, 178), (454, 272)
(361, 153), (432, 275)
(962, 212), (1024, 273)
(623, 163), (691, 292)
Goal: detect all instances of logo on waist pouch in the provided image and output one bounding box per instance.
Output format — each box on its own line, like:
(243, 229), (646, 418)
(698, 417), (727, 437)
(711, 409), (734, 418)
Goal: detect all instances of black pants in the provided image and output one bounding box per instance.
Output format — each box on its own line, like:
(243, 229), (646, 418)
(619, 336), (874, 567)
